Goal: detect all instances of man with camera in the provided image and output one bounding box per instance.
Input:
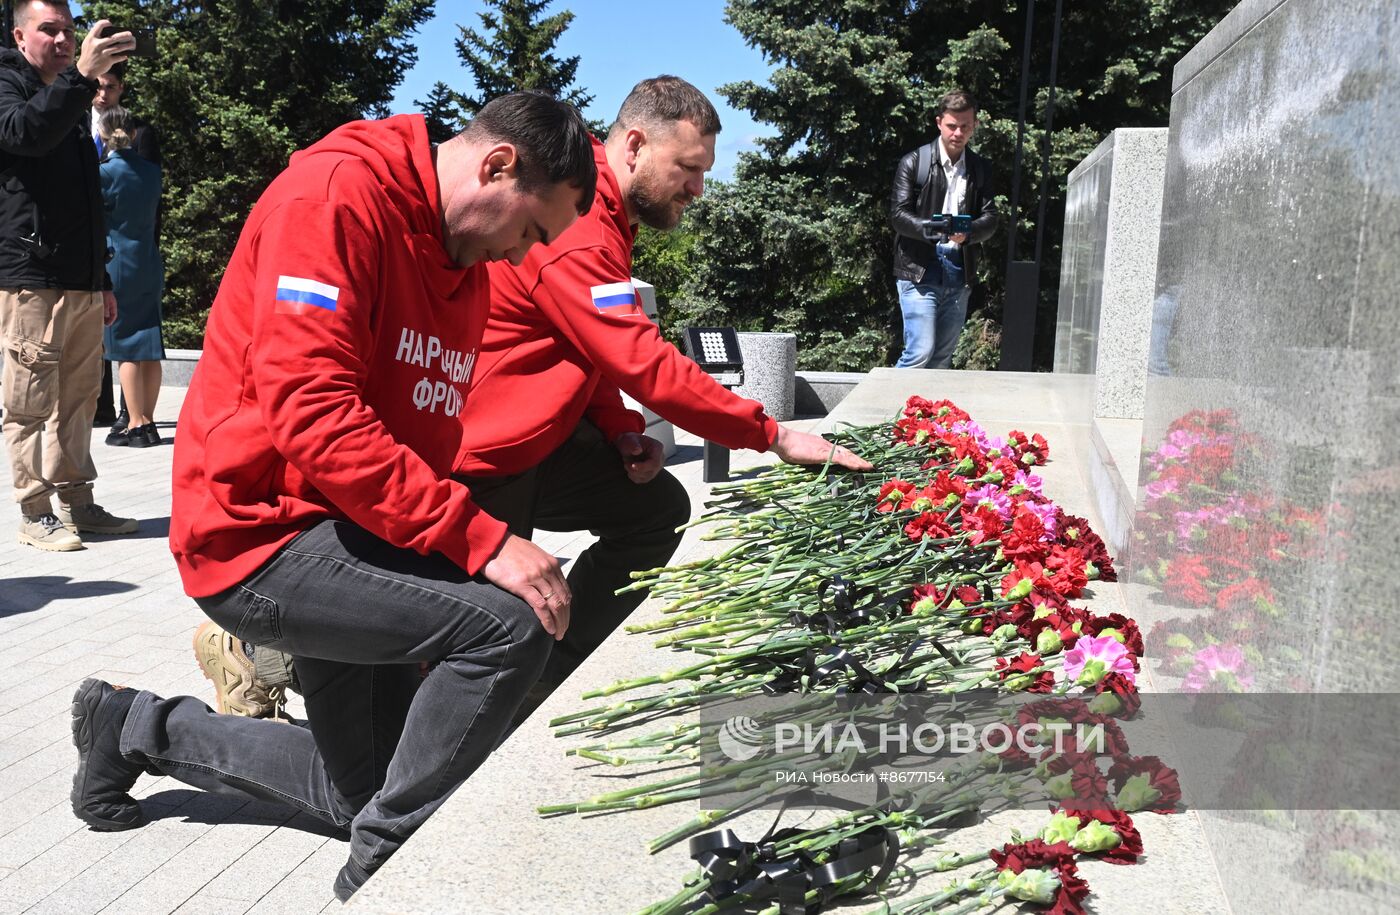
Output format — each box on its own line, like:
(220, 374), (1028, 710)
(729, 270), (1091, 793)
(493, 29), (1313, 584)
(0, 0), (138, 550)
(889, 89), (999, 369)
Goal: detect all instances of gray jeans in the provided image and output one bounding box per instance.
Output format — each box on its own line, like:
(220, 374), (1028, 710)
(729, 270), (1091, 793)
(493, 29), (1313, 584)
(119, 519), (552, 876)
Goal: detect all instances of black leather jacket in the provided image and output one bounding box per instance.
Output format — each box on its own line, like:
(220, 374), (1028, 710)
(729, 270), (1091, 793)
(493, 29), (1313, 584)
(0, 49), (108, 291)
(890, 141), (997, 284)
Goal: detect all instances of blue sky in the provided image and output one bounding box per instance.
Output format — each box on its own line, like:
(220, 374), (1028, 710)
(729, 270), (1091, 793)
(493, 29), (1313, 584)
(388, 1), (776, 180)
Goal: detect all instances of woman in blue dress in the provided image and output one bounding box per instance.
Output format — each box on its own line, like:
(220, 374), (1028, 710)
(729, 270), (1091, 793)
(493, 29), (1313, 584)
(97, 107), (165, 447)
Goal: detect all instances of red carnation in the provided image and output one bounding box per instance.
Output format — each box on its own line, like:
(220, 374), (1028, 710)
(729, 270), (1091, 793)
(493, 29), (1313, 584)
(1044, 546), (1090, 599)
(1082, 613), (1143, 655)
(902, 395), (937, 419)
(991, 455), (1023, 482)
(1051, 807), (1144, 864)
(996, 652), (1056, 693)
(1091, 672), (1142, 719)
(1045, 751), (1112, 808)
(892, 416), (937, 446)
(904, 511), (954, 542)
(993, 841), (1090, 915)
(1048, 858), (1091, 915)
(1002, 508), (1054, 562)
(1108, 755), (1182, 812)
(928, 469), (968, 503)
(876, 479), (915, 513)
(960, 503), (1005, 546)
(1055, 512), (1117, 581)
(1008, 430), (1051, 465)
(927, 398), (970, 425)
(991, 838), (1075, 873)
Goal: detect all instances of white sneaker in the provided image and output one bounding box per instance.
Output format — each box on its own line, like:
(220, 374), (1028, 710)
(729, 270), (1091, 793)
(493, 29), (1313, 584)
(18, 513), (83, 551)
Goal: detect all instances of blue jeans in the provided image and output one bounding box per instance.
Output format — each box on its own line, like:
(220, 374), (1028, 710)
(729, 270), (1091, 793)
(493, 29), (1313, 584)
(894, 278), (971, 369)
(119, 519), (553, 888)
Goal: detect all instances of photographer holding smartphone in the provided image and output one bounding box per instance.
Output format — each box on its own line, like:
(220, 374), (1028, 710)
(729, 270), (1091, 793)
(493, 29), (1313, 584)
(0, 1), (139, 551)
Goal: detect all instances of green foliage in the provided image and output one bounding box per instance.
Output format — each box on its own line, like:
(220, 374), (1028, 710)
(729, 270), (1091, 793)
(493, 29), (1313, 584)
(423, 0), (603, 133)
(631, 224), (696, 326)
(951, 313), (1001, 371)
(417, 80), (465, 143)
(83, 0), (433, 347)
(664, 173), (895, 371)
(681, 0), (1234, 370)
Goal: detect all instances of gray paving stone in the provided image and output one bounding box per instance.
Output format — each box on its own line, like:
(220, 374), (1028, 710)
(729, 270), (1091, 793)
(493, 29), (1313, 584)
(198, 823), (330, 903)
(170, 895), (253, 915)
(0, 770), (69, 840)
(0, 749), (69, 806)
(96, 817), (287, 915)
(0, 801), (88, 870)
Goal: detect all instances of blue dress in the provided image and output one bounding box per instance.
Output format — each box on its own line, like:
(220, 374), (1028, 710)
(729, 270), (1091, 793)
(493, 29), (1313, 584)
(100, 149), (165, 361)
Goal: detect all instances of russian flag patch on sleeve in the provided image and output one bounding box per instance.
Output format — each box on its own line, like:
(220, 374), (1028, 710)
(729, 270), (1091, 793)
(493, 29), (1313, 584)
(274, 275), (341, 315)
(590, 282), (643, 317)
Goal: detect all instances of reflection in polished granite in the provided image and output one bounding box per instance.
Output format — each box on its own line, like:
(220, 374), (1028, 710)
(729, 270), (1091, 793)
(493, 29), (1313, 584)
(1053, 136), (1112, 376)
(1053, 129), (1169, 421)
(1135, 0), (1400, 910)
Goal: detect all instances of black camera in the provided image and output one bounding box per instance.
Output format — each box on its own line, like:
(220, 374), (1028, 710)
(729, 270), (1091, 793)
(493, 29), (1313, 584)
(921, 213), (972, 240)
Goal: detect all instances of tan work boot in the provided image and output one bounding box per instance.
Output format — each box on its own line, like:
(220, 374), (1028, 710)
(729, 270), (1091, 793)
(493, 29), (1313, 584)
(193, 621), (289, 720)
(18, 513), (83, 551)
(56, 502), (138, 535)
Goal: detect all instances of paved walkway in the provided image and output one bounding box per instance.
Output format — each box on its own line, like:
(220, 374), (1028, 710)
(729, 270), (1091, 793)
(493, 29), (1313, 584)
(0, 387), (803, 914)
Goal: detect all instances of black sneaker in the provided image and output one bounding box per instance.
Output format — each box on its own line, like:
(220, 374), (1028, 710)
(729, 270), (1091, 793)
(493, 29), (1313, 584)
(70, 679), (147, 831)
(127, 423), (162, 448)
(104, 409), (130, 445)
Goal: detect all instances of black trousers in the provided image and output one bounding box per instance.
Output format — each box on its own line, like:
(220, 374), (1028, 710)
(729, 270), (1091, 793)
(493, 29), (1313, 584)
(459, 419), (691, 687)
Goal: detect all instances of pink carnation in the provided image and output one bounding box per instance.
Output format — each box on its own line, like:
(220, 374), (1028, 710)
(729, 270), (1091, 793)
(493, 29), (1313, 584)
(1064, 635), (1137, 687)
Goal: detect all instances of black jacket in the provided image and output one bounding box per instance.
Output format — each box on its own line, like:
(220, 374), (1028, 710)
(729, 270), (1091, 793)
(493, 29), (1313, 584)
(890, 141), (997, 284)
(0, 48), (108, 291)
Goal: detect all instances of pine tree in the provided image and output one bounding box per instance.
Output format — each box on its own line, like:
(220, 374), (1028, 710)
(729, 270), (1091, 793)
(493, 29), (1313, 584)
(417, 81), (467, 143)
(452, 0), (594, 119)
(82, 0), (434, 347)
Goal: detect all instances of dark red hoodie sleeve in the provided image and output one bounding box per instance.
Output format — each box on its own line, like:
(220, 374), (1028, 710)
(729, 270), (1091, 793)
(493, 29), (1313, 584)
(246, 198), (508, 573)
(528, 246), (778, 452)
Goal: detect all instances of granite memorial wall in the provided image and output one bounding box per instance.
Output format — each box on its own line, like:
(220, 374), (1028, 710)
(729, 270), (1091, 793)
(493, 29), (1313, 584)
(1131, 0), (1400, 910)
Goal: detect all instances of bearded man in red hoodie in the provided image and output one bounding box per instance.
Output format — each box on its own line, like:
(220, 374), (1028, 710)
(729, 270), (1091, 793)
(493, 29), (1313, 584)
(453, 76), (873, 703)
(67, 91), (595, 901)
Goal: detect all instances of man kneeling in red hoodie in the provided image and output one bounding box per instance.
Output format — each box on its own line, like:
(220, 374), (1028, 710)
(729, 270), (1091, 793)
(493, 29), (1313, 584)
(68, 91), (596, 901)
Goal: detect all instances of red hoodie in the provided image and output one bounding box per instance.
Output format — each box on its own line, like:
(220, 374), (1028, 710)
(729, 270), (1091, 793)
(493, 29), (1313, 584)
(454, 138), (778, 476)
(170, 115), (508, 597)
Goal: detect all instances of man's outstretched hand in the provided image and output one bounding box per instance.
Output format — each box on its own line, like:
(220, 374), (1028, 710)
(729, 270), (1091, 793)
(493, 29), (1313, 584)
(482, 534), (571, 640)
(614, 432), (665, 484)
(769, 425), (873, 471)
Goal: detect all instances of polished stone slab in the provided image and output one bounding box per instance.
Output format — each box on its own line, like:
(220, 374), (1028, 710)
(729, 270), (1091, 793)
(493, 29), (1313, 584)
(1053, 128), (1168, 423)
(1135, 0), (1400, 909)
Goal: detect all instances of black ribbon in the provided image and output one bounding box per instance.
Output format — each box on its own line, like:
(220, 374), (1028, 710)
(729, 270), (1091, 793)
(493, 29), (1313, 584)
(688, 821), (899, 914)
(759, 645), (929, 696)
(789, 578), (911, 636)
